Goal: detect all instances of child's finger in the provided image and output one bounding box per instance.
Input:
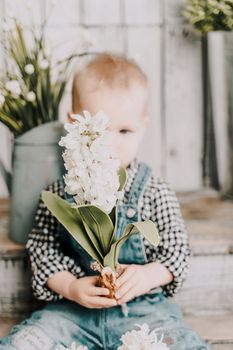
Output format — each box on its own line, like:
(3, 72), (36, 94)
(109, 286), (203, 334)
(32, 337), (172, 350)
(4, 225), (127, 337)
(118, 289), (135, 305)
(90, 286), (110, 296)
(116, 266), (135, 287)
(118, 264), (128, 270)
(90, 296), (117, 308)
(115, 280), (135, 300)
(89, 276), (99, 285)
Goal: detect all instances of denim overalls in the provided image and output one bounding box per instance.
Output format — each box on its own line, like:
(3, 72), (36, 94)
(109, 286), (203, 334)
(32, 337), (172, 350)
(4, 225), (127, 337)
(0, 163), (211, 350)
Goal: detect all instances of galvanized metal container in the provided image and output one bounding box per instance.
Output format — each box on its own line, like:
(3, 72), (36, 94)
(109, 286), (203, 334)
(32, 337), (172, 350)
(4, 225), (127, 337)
(207, 32), (233, 198)
(0, 121), (65, 244)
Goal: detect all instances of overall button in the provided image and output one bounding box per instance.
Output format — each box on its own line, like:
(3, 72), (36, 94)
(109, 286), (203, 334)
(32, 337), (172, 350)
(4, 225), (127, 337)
(127, 208), (136, 218)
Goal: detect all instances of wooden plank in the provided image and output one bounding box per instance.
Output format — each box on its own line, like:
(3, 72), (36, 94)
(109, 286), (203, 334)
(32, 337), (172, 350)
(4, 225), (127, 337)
(164, 24), (203, 190)
(4, 0), (43, 26)
(174, 255), (233, 315)
(82, 26), (125, 53)
(164, 0), (186, 24)
(45, 0), (81, 26)
(185, 314), (233, 344)
(124, 0), (162, 25)
(83, 0), (121, 26)
(0, 257), (44, 317)
(127, 27), (163, 178)
(0, 234), (25, 257)
(212, 344), (233, 350)
(45, 26), (82, 64)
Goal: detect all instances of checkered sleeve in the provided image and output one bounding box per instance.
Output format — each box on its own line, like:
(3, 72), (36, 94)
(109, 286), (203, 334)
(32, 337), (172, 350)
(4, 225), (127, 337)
(25, 180), (86, 301)
(140, 175), (191, 297)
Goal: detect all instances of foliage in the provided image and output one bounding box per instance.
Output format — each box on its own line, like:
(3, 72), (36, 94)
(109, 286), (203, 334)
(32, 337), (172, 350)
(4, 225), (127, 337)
(0, 18), (88, 137)
(184, 0), (233, 33)
(42, 168), (160, 271)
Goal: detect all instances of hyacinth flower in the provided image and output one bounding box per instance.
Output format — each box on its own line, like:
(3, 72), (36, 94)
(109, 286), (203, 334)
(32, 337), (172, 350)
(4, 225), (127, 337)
(118, 323), (170, 350)
(42, 111), (160, 298)
(57, 324), (170, 350)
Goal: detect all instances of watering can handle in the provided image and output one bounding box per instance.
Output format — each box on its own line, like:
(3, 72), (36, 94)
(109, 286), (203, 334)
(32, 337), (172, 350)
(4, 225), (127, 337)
(0, 158), (11, 194)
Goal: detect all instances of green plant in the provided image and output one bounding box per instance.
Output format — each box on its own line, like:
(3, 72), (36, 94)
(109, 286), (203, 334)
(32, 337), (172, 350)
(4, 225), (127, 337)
(184, 0), (233, 33)
(0, 18), (88, 137)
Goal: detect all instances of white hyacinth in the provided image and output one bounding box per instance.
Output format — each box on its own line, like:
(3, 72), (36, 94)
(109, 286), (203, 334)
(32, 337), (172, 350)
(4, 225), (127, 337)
(24, 63), (35, 75)
(26, 91), (36, 102)
(117, 324), (170, 350)
(59, 110), (123, 214)
(5, 80), (21, 98)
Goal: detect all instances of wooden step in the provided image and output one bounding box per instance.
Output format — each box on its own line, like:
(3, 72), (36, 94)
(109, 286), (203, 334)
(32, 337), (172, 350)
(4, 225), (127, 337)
(0, 192), (233, 317)
(185, 314), (233, 350)
(1, 314), (233, 349)
(174, 190), (233, 315)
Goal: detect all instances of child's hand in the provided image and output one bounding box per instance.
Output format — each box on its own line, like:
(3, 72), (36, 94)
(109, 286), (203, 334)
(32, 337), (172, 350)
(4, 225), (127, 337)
(68, 275), (117, 309)
(115, 264), (155, 304)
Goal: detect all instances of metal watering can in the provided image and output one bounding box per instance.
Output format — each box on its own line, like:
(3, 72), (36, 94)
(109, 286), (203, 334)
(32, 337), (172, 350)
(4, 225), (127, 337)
(0, 121), (65, 244)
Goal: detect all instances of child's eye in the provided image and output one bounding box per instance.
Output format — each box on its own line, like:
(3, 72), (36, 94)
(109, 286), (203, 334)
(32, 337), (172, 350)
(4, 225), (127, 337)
(119, 129), (132, 134)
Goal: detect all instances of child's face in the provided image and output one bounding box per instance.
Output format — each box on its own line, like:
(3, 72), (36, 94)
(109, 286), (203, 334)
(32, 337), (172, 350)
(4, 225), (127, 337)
(71, 83), (148, 168)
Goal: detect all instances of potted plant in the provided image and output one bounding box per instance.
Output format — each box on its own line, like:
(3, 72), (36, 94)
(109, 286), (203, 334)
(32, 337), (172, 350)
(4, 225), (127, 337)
(184, 0), (233, 198)
(0, 16), (90, 243)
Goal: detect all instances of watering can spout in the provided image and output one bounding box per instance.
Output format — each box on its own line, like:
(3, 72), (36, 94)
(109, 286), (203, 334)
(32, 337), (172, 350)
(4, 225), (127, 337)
(0, 159), (12, 194)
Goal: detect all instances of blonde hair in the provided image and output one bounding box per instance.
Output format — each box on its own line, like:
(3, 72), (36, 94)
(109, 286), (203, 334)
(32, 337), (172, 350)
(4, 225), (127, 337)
(72, 53), (148, 113)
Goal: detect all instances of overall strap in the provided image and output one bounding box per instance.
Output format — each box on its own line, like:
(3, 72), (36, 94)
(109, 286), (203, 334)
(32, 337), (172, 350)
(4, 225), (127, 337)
(127, 162), (152, 206)
(61, 178), (75, 203)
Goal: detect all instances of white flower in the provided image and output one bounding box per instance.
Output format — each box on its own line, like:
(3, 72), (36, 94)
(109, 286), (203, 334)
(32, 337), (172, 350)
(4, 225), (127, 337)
(39, 59), (49, 70)
(0, 94), (5, 107)
(26, 91), (36, 102)
(59, 110), (122, 213)
(58, 342), (88, 350)
(24, 64), (35, 75)
(5, 80), (21, 98)
(118, 324), (170, 350)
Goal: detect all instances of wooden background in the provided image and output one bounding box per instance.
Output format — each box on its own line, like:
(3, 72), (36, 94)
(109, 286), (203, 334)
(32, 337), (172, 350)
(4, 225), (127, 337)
(0, 0), (203, 196)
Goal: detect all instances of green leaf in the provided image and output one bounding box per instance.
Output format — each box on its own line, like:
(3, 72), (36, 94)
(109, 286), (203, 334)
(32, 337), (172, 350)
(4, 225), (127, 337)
(42, 191), (103, 265)
(76, 207), (104, 259)
(78, 205), (114, 254)
(0, 111), (22, 134)
(118, 167), (127, 191)
(104, 220), (160, 270)
(108, 204), (119, 246)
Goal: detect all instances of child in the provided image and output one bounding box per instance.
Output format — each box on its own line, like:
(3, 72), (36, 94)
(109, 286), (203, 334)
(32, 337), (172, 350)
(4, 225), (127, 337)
(0, 54), (210, 350)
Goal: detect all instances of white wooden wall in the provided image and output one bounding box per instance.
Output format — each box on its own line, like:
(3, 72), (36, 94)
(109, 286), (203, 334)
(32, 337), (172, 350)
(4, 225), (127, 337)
(0, 0), (203, 196)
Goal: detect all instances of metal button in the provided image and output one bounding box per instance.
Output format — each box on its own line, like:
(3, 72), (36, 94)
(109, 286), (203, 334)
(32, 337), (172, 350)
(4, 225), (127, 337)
(127, 208), (136, 218)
